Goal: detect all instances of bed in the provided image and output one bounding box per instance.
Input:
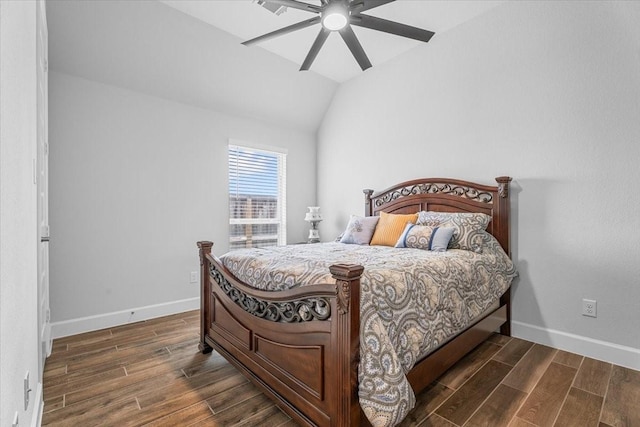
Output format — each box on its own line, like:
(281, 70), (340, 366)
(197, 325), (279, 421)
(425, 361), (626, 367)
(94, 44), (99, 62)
(197, 176), (515, 427)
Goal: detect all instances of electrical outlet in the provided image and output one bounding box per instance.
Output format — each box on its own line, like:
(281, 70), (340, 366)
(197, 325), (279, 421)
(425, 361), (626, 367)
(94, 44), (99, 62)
(582, 299), (597, 318)
(190, 271), (198, 283)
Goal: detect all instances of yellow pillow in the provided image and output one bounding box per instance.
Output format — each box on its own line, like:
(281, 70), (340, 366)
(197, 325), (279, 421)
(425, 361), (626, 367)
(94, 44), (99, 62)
(369, 212), (418, 246)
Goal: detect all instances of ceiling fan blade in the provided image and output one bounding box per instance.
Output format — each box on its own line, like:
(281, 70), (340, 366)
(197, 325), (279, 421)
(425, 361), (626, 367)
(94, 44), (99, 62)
(243, 16), (321, 46)
(262, 0), (322, 13)
(300, 28), (330, 71)
(350, 0), (395, 13)
(339, 25), (372, 71)
(351, 14), (435, 43)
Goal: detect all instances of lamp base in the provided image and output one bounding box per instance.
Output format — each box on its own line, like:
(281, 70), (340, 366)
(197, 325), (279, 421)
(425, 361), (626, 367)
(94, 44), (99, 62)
(308, 228), (320, 244)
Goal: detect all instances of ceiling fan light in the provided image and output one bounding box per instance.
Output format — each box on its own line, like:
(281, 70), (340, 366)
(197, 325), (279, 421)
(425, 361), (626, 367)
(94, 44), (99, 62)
(321, 3), (348, 31)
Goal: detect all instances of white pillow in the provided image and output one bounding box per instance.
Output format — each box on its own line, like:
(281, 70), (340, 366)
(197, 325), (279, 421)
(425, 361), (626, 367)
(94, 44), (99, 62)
(340, 215), (380, 245)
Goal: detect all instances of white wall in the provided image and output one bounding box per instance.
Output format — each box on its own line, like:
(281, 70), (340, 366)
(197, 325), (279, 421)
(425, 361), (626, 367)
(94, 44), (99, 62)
(47, 0), (337, 134)
(318, 1), (640, 368)
(0, 1), (42, 425)
(49, 72), (317, 331)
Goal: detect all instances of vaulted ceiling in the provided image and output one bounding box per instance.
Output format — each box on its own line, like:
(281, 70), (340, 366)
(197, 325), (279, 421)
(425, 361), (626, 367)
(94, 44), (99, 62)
(162, 1), (504, 83)
(47, 1), (504, 132)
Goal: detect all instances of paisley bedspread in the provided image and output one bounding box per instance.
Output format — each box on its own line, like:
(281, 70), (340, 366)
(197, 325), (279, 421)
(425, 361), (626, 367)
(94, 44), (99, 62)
(220, 236), (517, 427)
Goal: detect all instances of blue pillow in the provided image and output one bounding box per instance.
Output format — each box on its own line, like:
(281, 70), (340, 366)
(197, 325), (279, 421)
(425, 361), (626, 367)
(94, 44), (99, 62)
(394, 224), (455, 252)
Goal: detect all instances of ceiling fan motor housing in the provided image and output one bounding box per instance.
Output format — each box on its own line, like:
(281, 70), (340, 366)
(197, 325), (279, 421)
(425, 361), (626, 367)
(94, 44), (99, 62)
(321, 1), (350, 31)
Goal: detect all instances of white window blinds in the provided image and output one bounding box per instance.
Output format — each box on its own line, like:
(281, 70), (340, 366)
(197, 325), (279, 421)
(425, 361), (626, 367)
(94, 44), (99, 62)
(228, 144), (287, 250)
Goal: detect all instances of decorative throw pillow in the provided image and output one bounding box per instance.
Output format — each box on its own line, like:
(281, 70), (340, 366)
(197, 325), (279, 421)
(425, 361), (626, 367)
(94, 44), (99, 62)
(416, 211), (491, 252)
(339, 215), (379, 245)
(369, 211), (418, 247)
(395, 224), (455, 252)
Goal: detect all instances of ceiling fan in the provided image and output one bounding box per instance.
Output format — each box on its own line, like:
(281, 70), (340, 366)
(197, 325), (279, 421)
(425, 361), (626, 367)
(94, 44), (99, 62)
(243, 0), (435, 72)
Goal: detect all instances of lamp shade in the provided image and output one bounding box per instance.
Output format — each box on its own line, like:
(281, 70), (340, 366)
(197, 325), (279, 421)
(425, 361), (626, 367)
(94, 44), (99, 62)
(304, 206), (323, 222)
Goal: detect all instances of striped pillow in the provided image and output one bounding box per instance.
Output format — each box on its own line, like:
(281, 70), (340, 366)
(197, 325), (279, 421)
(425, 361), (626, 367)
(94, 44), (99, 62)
(394, 224), (455, 251)
(369, 212), (418, 247)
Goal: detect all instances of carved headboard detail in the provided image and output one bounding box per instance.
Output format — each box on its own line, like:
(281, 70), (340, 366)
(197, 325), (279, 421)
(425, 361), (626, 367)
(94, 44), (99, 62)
(364, 176), (512, 256)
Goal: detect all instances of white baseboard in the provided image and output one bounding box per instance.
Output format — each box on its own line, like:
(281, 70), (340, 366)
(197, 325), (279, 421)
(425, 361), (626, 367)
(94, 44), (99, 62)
(512, 320), (640, 371)
(31, 382), (43, 427)
(51, 297), (199, 339)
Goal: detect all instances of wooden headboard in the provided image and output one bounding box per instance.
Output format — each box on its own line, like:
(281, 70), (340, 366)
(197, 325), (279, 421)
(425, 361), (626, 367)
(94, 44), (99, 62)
(364, 176), (512, 257)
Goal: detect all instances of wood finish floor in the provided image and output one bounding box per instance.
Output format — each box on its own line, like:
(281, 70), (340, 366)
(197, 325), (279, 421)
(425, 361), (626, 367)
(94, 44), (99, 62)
(43, 310), (640, 427)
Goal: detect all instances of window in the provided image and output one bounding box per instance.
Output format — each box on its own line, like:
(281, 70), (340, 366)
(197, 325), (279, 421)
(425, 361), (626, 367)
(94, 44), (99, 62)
(228, 143), (287, 250)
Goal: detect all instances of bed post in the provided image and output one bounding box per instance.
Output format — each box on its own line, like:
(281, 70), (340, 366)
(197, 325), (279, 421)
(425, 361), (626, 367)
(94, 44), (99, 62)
(197, 241), (213, 353)
(495, 176), (513, 337)
(364, 189), (374, 216)
(329, 264), (364, 427)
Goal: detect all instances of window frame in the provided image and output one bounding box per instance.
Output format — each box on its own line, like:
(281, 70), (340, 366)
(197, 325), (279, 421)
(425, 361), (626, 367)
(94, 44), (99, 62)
(228, 141), (287, 250)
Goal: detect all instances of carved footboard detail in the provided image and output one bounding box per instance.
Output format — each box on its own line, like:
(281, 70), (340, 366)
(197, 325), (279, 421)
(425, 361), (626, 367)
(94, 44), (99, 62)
(197, 241), (364, 427)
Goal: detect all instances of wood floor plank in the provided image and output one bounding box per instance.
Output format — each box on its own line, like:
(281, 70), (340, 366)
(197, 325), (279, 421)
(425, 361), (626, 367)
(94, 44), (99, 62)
(573, 357), (612, 397)
(165, 334), (201, 354)
(206, 380), (264, 413)
(124, 344), (216, 376)
(42, 395), (64, 414)
(203, 393), (274, 425)
(44, 366), (127, 399)
(52, 336), (116, 361)
(465, 384), (528, 427)
(600, 365), (640, 427)
(63, 361), (186, 406)
(509, 417), (537, 427)
(136, 364), (240, 408)
(142, 401), (214, 427)
(487, 333), (512, 346)
(65, 339), (171, 372)
(116, 368), (245, 425)
(554, 387), (603, 427)
(43, 365), (67, 380)
(492, 337), (534, 367)
(398, 382), (454, 426)
(502, 343), (557, 393)
(181, 351), (229, 378)
(73, 322), (184, 355)
(114, 327), (199, 351)
(437, 341), (502, 389)
(67, 333), (197, 372)
(553, 350), (583, 369)
(43, 397), (140, 426)
(53, 328), (112, 346)
(516, 362), (577, 426)
(233, 404), (292, 427)
(417, 413), (457, 427)
(45, 344), (118, 370)
(274, 419), (300, 427)
(435, 360), (512, 425)
(109, 318), (188, 339)
(50, 340), (68, 355)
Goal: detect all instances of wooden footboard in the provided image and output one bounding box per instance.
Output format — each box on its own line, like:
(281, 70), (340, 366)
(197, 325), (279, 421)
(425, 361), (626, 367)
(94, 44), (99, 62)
(198, 241), (364, 427)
